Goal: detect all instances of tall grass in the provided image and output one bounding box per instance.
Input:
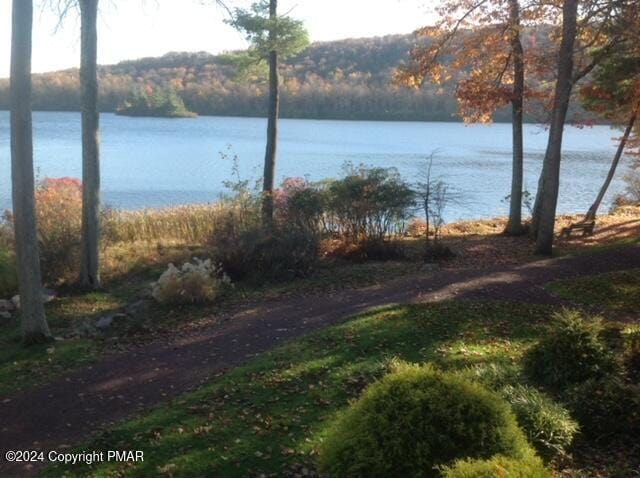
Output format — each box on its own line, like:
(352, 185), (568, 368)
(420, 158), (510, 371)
(104, 204), (229, 245)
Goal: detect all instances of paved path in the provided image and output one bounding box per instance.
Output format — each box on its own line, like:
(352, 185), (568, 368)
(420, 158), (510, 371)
(1, 246), (638, 476)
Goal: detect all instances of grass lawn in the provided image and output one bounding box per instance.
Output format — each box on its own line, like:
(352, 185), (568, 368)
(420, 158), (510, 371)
(0, 254), (421, 398)
(547, 269), (640, 314)
(40, 301), (554, 477)
(0, 292), (125, 396)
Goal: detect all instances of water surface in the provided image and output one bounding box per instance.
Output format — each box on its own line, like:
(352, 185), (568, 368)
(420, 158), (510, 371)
(0, 111), (629, 221)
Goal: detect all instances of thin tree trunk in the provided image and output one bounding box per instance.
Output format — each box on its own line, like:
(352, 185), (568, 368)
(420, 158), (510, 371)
(505, 0), (525, 235)
(532, 0), (579, 255)
(585, 107), (638, 221)
(262, 0), (279, 225)
(79, 0), (101, 289)
(10, 0), (51, 345)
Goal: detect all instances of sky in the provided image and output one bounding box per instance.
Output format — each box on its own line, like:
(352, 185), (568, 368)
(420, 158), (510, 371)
(0, 0), (435, 78)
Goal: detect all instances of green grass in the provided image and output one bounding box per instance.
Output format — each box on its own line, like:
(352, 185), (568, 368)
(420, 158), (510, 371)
(0, 257), (419, 398)
(0, 291), (129, 396)
(547, 269), (640, 313)
(235, 259), (422, 300)
(39, 301), (550, 478)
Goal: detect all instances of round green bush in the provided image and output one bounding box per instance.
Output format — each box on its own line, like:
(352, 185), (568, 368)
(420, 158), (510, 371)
(565, 377), (640, 441)
(441, 455), (550, 478)
(500, 385), (578, 461)
(523, 309), (619, 390)
(317, 363), (533, 478)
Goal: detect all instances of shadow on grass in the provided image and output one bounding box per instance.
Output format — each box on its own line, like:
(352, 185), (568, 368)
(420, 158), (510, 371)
(39, 300), (550, 478)
(547, 269), (640, 315)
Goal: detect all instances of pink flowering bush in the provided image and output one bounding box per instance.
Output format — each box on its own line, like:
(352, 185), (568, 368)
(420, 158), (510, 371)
(274, 177), (325, 235)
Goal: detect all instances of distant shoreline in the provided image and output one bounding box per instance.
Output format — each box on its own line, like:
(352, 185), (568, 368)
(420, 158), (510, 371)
(0, 109), (613, 126)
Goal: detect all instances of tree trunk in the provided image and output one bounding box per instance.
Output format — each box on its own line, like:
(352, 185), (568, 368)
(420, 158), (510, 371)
(585, 107), (638, 221)
(505, 0), (525, 235)
(79, 0), (101, 289)
(10, 0), (51, 345)
(532, 0), (579, 255)
(262, 0), (280, 226)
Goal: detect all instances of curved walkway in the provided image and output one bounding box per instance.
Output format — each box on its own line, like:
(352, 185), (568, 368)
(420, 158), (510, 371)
(1, 245), (639, 475)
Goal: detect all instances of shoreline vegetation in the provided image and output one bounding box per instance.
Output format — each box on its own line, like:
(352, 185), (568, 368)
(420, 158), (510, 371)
(1, 109), (614, 125)
(1, 171), (638, 301)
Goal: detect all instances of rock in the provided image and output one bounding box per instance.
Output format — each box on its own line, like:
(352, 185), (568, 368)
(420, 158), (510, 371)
(96, 315), (114, 330)
(0, 311), (11, 320)
(42, 288), (56, 303)
(0, 299), (15, 312)
(96, 312), (127, 330)
(72, 319), (97, 337)
(420, 263), (440, 273)
(126, 300), (147, 316)
(11, 289), (57, 309)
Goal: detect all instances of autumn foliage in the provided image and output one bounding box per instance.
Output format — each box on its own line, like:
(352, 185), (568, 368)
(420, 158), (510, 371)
(35, 177), (83, 282)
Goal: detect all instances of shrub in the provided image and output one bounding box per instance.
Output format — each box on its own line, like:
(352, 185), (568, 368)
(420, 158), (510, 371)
(210, 214), (319, 282)
(565, 377), (640, 441)
(325, 237), (405, 262)
(456, 363), (522, 391)
(151, 258), (230, 305)
(613, 172), (640, 207)
(317, 363), (532, 478)
(441, 455), (550, 478)
(275, 177), (325, 238)
(0, 248), (17, 298)
(209, 213), (259, 280)
(250, 227), (319, 280)
(34, 177), (83, 283)
(210, 178), (321, 281)
(523, 309), (619, 390)
(323, 164), (414, 245)
(622, 326), (640, 382)
(500, 385), (578, 461)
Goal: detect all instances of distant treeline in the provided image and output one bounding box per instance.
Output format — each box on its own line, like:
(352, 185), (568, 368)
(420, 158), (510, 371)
(0, 33), (575, 122)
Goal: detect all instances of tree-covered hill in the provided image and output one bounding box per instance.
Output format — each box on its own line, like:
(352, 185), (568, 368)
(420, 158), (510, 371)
(0, 34), (472, 121)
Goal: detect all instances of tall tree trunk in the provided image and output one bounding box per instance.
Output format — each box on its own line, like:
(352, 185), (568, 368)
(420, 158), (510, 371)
(585, 107), (638, 221)
(79, 0), (101, 289)
(532, 0), (579, 255)
(505, 0), (525, 235)
(10, 0), (51, 345)
(262, 0), (279, 226)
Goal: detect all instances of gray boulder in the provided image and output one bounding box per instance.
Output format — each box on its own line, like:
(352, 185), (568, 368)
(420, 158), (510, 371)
(95, 315), (114, 330)
(11, 289), (57, 309)
(0, 299), (15, 312)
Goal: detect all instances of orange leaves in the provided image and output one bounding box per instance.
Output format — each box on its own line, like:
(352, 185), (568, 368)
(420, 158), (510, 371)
(456, 77), (511, 123)
(395, 0), (546, 122)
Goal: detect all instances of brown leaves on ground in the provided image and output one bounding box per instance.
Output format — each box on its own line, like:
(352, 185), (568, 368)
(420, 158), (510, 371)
(407, 206), (640, 270)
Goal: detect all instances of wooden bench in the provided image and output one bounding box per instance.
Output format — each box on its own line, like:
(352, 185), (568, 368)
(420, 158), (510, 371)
(561, 220), (595, 238)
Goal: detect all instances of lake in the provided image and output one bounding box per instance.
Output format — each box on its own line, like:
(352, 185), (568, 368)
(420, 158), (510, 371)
(0, 111), (630, 222)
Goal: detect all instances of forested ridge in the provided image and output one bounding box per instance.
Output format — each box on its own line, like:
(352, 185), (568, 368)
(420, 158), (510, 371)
(0, 34), (473, 121)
